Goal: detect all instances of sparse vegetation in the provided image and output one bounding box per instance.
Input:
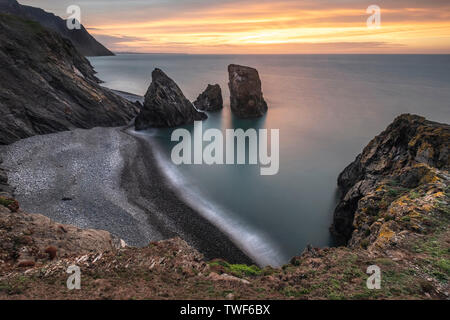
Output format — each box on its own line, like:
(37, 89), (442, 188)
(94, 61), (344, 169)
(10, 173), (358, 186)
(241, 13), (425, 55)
(208, 260), (262, 277)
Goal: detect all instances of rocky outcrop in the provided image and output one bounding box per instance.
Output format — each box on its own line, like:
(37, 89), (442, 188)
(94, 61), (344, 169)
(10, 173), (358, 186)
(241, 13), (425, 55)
(193, 84), (223, 112)
(331, 114), (450, 245)
(0, 0), (113, 56)
(228, 64), (268, 118)
(135, 69), (207, 130)
(0, 204), (124, 271)
(0, 157), (13, 197)
(0, 14), (139, 145)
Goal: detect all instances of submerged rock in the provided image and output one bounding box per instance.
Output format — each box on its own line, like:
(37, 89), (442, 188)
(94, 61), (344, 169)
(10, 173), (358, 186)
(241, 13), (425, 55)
(135, 69), (207, 130)
(228, 64), (268, 118)
(193, 84), (223, 112)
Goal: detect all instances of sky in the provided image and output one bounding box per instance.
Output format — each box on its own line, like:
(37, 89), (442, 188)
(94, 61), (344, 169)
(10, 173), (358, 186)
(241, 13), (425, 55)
(20, 0), (450, 54)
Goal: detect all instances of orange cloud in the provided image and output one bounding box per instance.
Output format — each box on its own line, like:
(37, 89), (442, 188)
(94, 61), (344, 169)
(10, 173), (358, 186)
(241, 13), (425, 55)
(87, 2), (450, 53)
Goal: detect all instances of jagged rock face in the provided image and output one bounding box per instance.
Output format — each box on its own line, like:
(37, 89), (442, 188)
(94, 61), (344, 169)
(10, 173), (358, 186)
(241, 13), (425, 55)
(193, 84), (223, 112)
(0, 157), (13, 197)
(0, 205), (123, 268)
(228, 64), (268, 118)
(331, 114), (450, 245)
(0, 0), (113, 56)
(135, 69), (207, 130)
(0, 14), (139, 145)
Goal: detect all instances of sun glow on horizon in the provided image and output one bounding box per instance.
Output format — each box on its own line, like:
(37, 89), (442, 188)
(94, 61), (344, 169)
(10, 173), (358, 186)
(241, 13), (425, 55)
(23, 0), (450, 54)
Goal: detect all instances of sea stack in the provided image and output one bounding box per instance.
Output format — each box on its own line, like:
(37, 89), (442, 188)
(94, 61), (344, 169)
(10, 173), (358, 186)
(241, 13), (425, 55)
(228, 64), (268, 118)
(135, 69), (207, 130)
(193, 84), (223, 112)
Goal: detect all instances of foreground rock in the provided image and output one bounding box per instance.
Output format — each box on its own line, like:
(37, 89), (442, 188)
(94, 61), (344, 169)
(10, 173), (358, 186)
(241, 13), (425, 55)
(135, 69), (207, 130)
(228, 64), (268, 118)
(193, 84), (223, 112)
(0, 0), (113, 56)
(331, 114), (450, 245)
(0, 157), (13, 197)
(0, 14), (139, 145)
(0, 205), (124, 272)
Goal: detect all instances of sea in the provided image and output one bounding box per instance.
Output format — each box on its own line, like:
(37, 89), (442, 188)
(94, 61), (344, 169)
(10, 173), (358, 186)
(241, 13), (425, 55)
(89, 54), (450, 266)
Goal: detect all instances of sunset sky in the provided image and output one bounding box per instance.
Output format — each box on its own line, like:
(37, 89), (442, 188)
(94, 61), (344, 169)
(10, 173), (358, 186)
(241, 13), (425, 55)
(21, 0), (450, 54)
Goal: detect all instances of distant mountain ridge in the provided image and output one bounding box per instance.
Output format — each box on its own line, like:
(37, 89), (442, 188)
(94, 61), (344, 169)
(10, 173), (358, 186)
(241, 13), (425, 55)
(0, 0), (113, 56)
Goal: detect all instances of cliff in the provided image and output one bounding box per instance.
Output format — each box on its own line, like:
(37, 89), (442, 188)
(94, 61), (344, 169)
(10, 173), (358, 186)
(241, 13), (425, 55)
(0, 114), (448, 300)
(0, 13), (138, 145)
(0, 0), (113, 56)
(331, 114), (449, 245)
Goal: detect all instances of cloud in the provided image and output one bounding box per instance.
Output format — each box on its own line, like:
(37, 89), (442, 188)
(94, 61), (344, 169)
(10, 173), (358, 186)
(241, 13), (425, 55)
(19, 0), (450, 53)
(88, 33), (150, 51)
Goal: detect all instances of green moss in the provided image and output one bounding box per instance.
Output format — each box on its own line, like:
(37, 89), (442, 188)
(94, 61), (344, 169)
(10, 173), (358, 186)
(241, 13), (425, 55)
(383, 270), (422, 296)
(207, 285), (216, 295)
(351, 291), (376, 300)
(409, 191), (420, 199)
(401, 216), (411, 222)
(436, 202), (450, 216)
(261, 266), (278, 276)
(0, 282), (15, 295)
(228, 264), (262, 277)
(374, 258), (396, 266)
(361, 239), (370, 249)
(387, 189), (400, 197)
(435, 259), (450, 273)
(0, 277), (30, 295)
(330, 279), (341, 290)
(343, 266), (364, 281)
(282, 286), (310, 298)
(0, 197), (15, 208)
(327, 291), (345, 300)
(208, 260), (262, 277)
(222, 290), (235, 297)
(386, 186), (409, 198)
(387, 179), (400, 187)
(444, 186), (450, 198)
(208, 260), (229, 268)
(417, 238), (448, 258)
(0, 13), (46, 36)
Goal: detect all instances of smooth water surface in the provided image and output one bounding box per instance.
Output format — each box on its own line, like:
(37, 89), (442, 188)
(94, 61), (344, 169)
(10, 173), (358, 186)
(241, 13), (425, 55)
(89, 54), (450, 266)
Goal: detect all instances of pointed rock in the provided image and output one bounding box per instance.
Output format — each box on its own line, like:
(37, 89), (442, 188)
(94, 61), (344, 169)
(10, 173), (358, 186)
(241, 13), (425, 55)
(193, 84), (223, 112)
(135, 69), (207, 130)
(228, 64), (268, 118)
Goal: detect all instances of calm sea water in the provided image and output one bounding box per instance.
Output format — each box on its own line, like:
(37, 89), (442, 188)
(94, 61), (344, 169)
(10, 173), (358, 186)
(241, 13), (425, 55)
(89, 54), (450, 266)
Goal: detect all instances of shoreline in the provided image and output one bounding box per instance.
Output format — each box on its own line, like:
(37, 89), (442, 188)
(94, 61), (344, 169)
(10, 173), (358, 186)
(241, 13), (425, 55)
(120, 127), (255, 265)
(2, 126), (254, 265)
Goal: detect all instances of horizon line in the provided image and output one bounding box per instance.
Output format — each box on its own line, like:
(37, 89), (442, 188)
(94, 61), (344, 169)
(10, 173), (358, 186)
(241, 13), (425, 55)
(113, 52), (450, 55)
